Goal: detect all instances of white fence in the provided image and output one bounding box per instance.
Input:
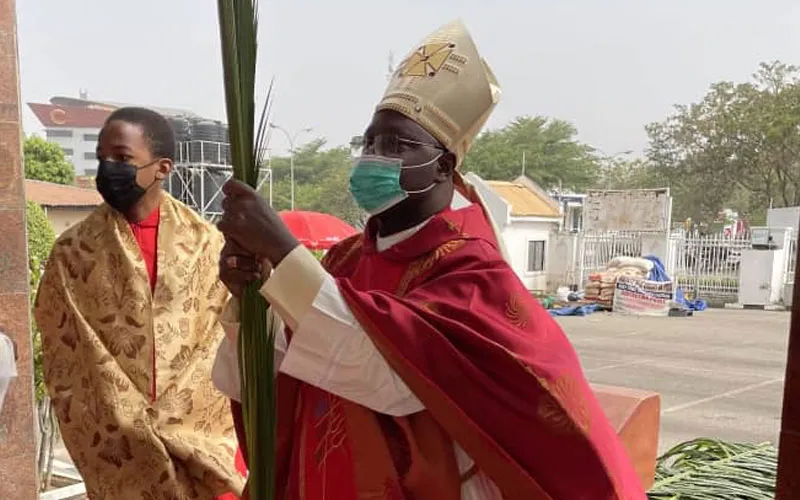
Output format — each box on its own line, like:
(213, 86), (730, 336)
(548, 230), (796, 305)
(785, 236), (797, 286)
(668, 233), (751, 302)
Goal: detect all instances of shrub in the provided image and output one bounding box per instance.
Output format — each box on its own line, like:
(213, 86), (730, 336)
(26, 201), (55, 403)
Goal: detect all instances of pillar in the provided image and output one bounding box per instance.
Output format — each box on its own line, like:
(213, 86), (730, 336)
(777, 232), (800, 496)
(0, 0), (39, 497)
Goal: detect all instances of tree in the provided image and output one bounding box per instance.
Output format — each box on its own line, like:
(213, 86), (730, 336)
(262, 140), (366, 227)
(461, 116), (600, 191)
(24, 135), (75, 185)
(595, 157), (662, 191)
(645, 61), (800, 224)
(26, 200), (55, 403)
(258, 115), (601, 228)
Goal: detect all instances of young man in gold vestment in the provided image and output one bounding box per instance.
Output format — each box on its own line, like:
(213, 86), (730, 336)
(34, 108), (245, 499)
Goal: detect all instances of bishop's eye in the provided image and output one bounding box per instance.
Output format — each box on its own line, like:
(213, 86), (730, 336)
(373, 135), (401, 156)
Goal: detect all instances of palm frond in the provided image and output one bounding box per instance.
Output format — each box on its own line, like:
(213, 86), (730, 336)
(647, 438), (777, 500)
(216, 1), (275, 499)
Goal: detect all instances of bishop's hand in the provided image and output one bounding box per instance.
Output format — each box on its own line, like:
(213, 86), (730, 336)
(217, 179), (299, 266)
(219, 239), (269, 298)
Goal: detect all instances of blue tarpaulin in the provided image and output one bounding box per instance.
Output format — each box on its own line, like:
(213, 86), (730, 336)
(643, 254), (707, 312)
(675, 287), (708, 311)
(644, 255), (671, 282)
(548, 303), (602, 317)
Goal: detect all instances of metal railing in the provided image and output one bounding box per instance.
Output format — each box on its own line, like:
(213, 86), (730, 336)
(579, 231), (645, 286)
(669, 232), (751, 302)
(785, 235), (797, 286)
(176, 140), (230, 166)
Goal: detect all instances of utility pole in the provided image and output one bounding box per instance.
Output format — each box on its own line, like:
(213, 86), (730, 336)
(268, 123), (312, 210)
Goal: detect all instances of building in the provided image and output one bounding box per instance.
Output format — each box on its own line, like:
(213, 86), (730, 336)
(465, 173), (562, 291)
(551, 192), (586, 232)
(25, 179), (102, 235)
(27, 94), (253, 220)
(27, 94), (204, 175)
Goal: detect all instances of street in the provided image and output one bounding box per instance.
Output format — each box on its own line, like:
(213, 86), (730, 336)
(559, 308), (790, 452)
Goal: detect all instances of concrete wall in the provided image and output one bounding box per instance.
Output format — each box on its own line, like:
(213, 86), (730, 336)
(0, 0), (39, 495)
(767, 206), (800, 233)
(44, 206), (94, 235)
(547, 231), (581, 290)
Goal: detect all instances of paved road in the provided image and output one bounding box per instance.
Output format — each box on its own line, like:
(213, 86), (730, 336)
(557, 308), (790, 452)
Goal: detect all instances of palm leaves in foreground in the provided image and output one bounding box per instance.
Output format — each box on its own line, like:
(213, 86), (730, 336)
(216, 1), (275, 499)
(647, 438), (777, 500)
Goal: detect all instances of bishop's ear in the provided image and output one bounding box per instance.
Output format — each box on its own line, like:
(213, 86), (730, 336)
(436, 151), (457, 181)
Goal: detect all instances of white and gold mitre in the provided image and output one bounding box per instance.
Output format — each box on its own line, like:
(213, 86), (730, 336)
(376, 19), (501, 166)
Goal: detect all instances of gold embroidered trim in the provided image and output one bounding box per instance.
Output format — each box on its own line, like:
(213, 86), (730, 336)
(395, 239), (466, 296)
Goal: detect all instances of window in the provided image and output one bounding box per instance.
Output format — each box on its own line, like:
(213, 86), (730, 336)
(46, 129), (73, 138)
(83, 133), (99, 141)
(84, 152), (97, 160)
(61, 147), (74, 157)
(527, 240), (546, 273)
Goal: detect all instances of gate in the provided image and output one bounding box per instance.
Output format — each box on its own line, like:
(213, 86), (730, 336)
(669, 233), (750, 303)
(578, 231), (644, 287)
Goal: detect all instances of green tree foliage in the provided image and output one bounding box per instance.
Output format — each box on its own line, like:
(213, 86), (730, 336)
(461, 116), (600, 191)
(595, 158), (661, 191)
(26, 200), (55, 402)
(645, 61), (800, 225)
(263, 139), (365, 227)
(24, 135), (75, 185)
(261, 115), (600, 228)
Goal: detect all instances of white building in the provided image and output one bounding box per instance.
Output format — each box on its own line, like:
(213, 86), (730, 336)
(28, 94), (200, 176)
(465, 173), (562, 292)
(551, 192), (586, 232)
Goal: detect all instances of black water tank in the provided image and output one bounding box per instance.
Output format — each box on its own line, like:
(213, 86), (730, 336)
(169, 117), (190, 163)
(170, 116), (191, 142)
(189, 120), (217, 163)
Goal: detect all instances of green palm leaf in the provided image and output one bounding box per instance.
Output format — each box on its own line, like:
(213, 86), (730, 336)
(647, 438), (777, 500)
(216, 1), (276, 499)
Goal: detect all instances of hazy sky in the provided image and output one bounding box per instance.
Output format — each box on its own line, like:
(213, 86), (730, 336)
(16, 0), (800, 156)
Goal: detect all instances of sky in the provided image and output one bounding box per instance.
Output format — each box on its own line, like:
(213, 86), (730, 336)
(15, 0), (800, 157)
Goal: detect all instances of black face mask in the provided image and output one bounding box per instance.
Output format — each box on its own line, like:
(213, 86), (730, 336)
(95, 159), (157, 213)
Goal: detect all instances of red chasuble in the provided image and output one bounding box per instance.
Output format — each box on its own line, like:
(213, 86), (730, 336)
(236, 204), (646, 499)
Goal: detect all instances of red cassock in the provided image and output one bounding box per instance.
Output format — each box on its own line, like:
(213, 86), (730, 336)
(234, 204), (646, 499)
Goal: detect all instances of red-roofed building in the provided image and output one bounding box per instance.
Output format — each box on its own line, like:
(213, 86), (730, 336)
(25, 179), (102, 235)
(27, 100), (111, 176)
(27, 93), (202, 176)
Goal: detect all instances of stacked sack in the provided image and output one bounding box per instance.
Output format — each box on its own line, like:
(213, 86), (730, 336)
(584, 256), (654, 308)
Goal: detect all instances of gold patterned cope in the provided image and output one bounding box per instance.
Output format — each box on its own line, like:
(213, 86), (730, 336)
(34, 195), (243, 500)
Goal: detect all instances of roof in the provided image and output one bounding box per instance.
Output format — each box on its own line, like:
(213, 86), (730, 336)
(49, 96), (201, 119)
(25, 179), (102, 208)
(486, 180), (561, 218)
(28, 102), (110, 128)
(73, 176), (96, 190)
(29, 97), (205, 129)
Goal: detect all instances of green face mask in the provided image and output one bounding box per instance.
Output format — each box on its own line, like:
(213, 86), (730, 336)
(348, 154), (441, 215)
